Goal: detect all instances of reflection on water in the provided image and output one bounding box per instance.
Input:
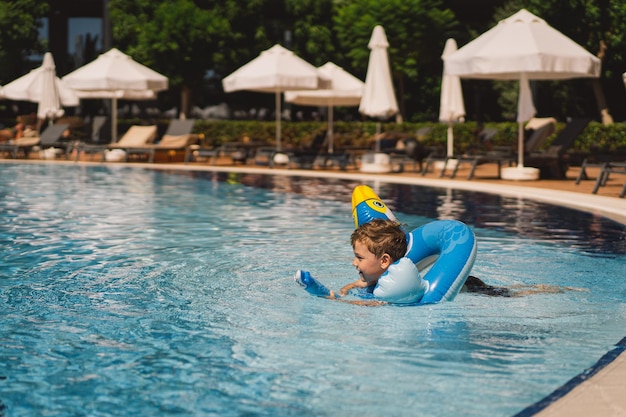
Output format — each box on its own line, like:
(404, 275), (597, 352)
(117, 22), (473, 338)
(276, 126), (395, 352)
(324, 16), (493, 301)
(180, 171), (626, 255)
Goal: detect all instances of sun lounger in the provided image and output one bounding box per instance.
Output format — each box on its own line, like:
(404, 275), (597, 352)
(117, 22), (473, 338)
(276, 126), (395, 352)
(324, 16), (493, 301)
(0, 136), (40, 159)
(0, 123), (70, 159)
(75, 125), (157, 162)
(286, 130), (351, 170)
(374, 134), (427, 173)
(37, 123), (72, 159)
(447, 147), (517, 179)
(427, 119), (556, 180)
(123, 119), (198, 163)
(284, 130), (328, 169)
(184, 144), (220, 164)
(524, 118), (591, 179)
(592, 162), (626, 197)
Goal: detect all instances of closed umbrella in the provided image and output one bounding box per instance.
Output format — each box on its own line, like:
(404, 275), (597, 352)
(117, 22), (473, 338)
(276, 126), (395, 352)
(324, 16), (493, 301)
(444, 9), (600, 178)
(439, 39), (465, 158)
(285, 62), (364, 153)
(1, 52), (78, 123)
(359, 25), (399, 151)
(63, 48), (168, 142)
(223, 44), (320, 151)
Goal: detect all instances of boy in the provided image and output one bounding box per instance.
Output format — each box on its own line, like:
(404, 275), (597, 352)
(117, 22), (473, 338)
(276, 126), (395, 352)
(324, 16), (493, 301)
(332, 218), (407, 298)
(295, 218), (408, 306)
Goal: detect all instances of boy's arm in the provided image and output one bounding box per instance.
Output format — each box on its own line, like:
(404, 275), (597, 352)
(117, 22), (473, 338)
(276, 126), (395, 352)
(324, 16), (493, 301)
(327, 280), (387, 306)
(328, 279), (370, 298)
(337, 279), (370, 297)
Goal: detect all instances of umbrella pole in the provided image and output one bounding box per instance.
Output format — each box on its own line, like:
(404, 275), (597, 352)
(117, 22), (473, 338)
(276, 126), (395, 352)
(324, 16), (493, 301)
(518, 121), (524, 167)
(375, 121), (382, 152)
(275, 91), (281, 151)
(328, 105), (334, 154)
(447, 121), (454, 157)
(112, 97), (118, 143)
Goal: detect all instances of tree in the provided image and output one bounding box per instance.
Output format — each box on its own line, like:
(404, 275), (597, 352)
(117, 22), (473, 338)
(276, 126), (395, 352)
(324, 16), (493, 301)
(0, 0), (48, 84)
(108, 0), (231, 118)
(284, 0), (335, 65)
(486, 0), (626, 123)
(333, 0), (458, 121)
(528, 0), (626, 123)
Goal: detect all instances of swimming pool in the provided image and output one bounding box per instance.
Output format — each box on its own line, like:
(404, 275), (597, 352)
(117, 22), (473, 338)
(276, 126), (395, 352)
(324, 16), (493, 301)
(0, 163), (624, 416)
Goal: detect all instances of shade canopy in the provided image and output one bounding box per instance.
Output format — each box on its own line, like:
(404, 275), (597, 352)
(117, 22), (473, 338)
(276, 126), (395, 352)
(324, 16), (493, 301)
(222, 44), (320, 150)
(63, 48), (168, 142)
(438, 39), (466, 157)
(444, 9), (600, 167)
(285, 62), (364, 153)
(63, 48), (168, 93)
(444, 9), (601, 80)
(1, 52), (79, 121)
(359, 25), (399, 121)
(285, 62), (363, 107)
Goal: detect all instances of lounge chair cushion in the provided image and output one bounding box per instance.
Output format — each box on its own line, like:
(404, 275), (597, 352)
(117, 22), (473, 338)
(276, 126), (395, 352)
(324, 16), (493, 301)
(13, 136), (40, 147)
(115, 125), (157, 147)
(157, 134), (196, 148)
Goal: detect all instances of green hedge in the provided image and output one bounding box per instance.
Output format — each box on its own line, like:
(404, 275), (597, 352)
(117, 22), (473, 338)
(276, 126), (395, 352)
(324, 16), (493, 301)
(187, 119), (626, 155)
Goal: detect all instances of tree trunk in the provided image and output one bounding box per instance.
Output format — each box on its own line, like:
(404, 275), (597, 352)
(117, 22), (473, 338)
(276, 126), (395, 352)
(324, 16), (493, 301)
(180, 85), (192, 119)
(593, 40), (613, 126)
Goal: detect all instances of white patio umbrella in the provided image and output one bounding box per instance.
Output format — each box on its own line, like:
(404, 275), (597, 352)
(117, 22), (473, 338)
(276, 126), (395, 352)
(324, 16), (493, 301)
(359, 25), (399, 151)
(285, 62), (364, 153)
(444, 9), (600, 177)
(438, 39), (465, 157)
(63, 48), (168, 142)
(1, 52), (79, 122)
(222, 44), (320, 151)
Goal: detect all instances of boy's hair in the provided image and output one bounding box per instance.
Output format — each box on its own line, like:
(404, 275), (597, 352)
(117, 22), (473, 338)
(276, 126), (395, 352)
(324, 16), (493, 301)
(350, 219), (407, 261)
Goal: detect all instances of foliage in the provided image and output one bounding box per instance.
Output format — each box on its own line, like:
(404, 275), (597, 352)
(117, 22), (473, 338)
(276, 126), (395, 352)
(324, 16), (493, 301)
(0, 0), (48, 84)
(181, 120), (626, 156)
(487, 0), (626, 122)
(3, 1), (626, 125)
(284, 0), (335, 65)
(333, 0), (458, 121)
(108, 0), (233, 116)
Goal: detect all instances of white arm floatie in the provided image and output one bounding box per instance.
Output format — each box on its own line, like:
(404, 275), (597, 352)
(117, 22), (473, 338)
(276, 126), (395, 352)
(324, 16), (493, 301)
(373, 257), (428, 304)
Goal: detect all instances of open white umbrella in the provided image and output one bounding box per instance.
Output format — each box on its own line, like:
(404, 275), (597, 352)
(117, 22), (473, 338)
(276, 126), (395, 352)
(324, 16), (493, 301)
(285, 62), (364, 153)
(439, 39), (466, 157)
(1, 52), (79, 122)
(63, 48), (168, 142)
(222, 44), (320, 151)
(444, 9), (600, 178)
(359, 25), (399, 149)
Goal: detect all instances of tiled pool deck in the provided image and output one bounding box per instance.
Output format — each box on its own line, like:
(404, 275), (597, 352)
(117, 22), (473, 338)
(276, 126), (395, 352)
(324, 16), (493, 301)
(3, 158), (625, 416)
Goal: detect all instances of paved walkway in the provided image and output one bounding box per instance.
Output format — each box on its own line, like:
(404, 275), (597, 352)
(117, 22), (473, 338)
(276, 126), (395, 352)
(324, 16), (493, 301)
(2, 156), (625, 416)
(517, 338), (626, 417)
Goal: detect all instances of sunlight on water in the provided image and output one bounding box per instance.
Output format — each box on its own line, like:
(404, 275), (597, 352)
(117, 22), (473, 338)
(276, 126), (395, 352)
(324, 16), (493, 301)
(0, 163), (624, 417)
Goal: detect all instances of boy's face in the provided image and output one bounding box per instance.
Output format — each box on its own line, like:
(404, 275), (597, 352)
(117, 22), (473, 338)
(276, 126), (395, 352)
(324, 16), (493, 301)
(352, 240), (389, 286)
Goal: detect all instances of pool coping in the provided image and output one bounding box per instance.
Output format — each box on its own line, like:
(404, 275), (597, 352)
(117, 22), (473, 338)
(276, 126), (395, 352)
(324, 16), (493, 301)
(513, 337), (626, 417)
(3, 159), (626, 416)
(156, 163), (626, 225)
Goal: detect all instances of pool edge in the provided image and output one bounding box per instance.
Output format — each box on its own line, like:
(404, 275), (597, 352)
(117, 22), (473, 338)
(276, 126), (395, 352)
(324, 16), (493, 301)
(513, 338), (626, 417)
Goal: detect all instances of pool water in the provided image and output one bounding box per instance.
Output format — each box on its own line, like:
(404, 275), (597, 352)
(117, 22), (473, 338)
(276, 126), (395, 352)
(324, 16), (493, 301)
(0, 164), (624, 417)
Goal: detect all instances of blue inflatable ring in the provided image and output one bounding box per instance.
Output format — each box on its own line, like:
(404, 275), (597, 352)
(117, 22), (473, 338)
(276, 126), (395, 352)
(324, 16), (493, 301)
(295, 185), (477, 305)
(351, 185), (476, 304)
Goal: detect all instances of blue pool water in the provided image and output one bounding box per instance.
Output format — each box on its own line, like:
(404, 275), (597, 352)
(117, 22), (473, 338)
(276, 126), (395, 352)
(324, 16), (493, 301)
(0, 163), (624, 417)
